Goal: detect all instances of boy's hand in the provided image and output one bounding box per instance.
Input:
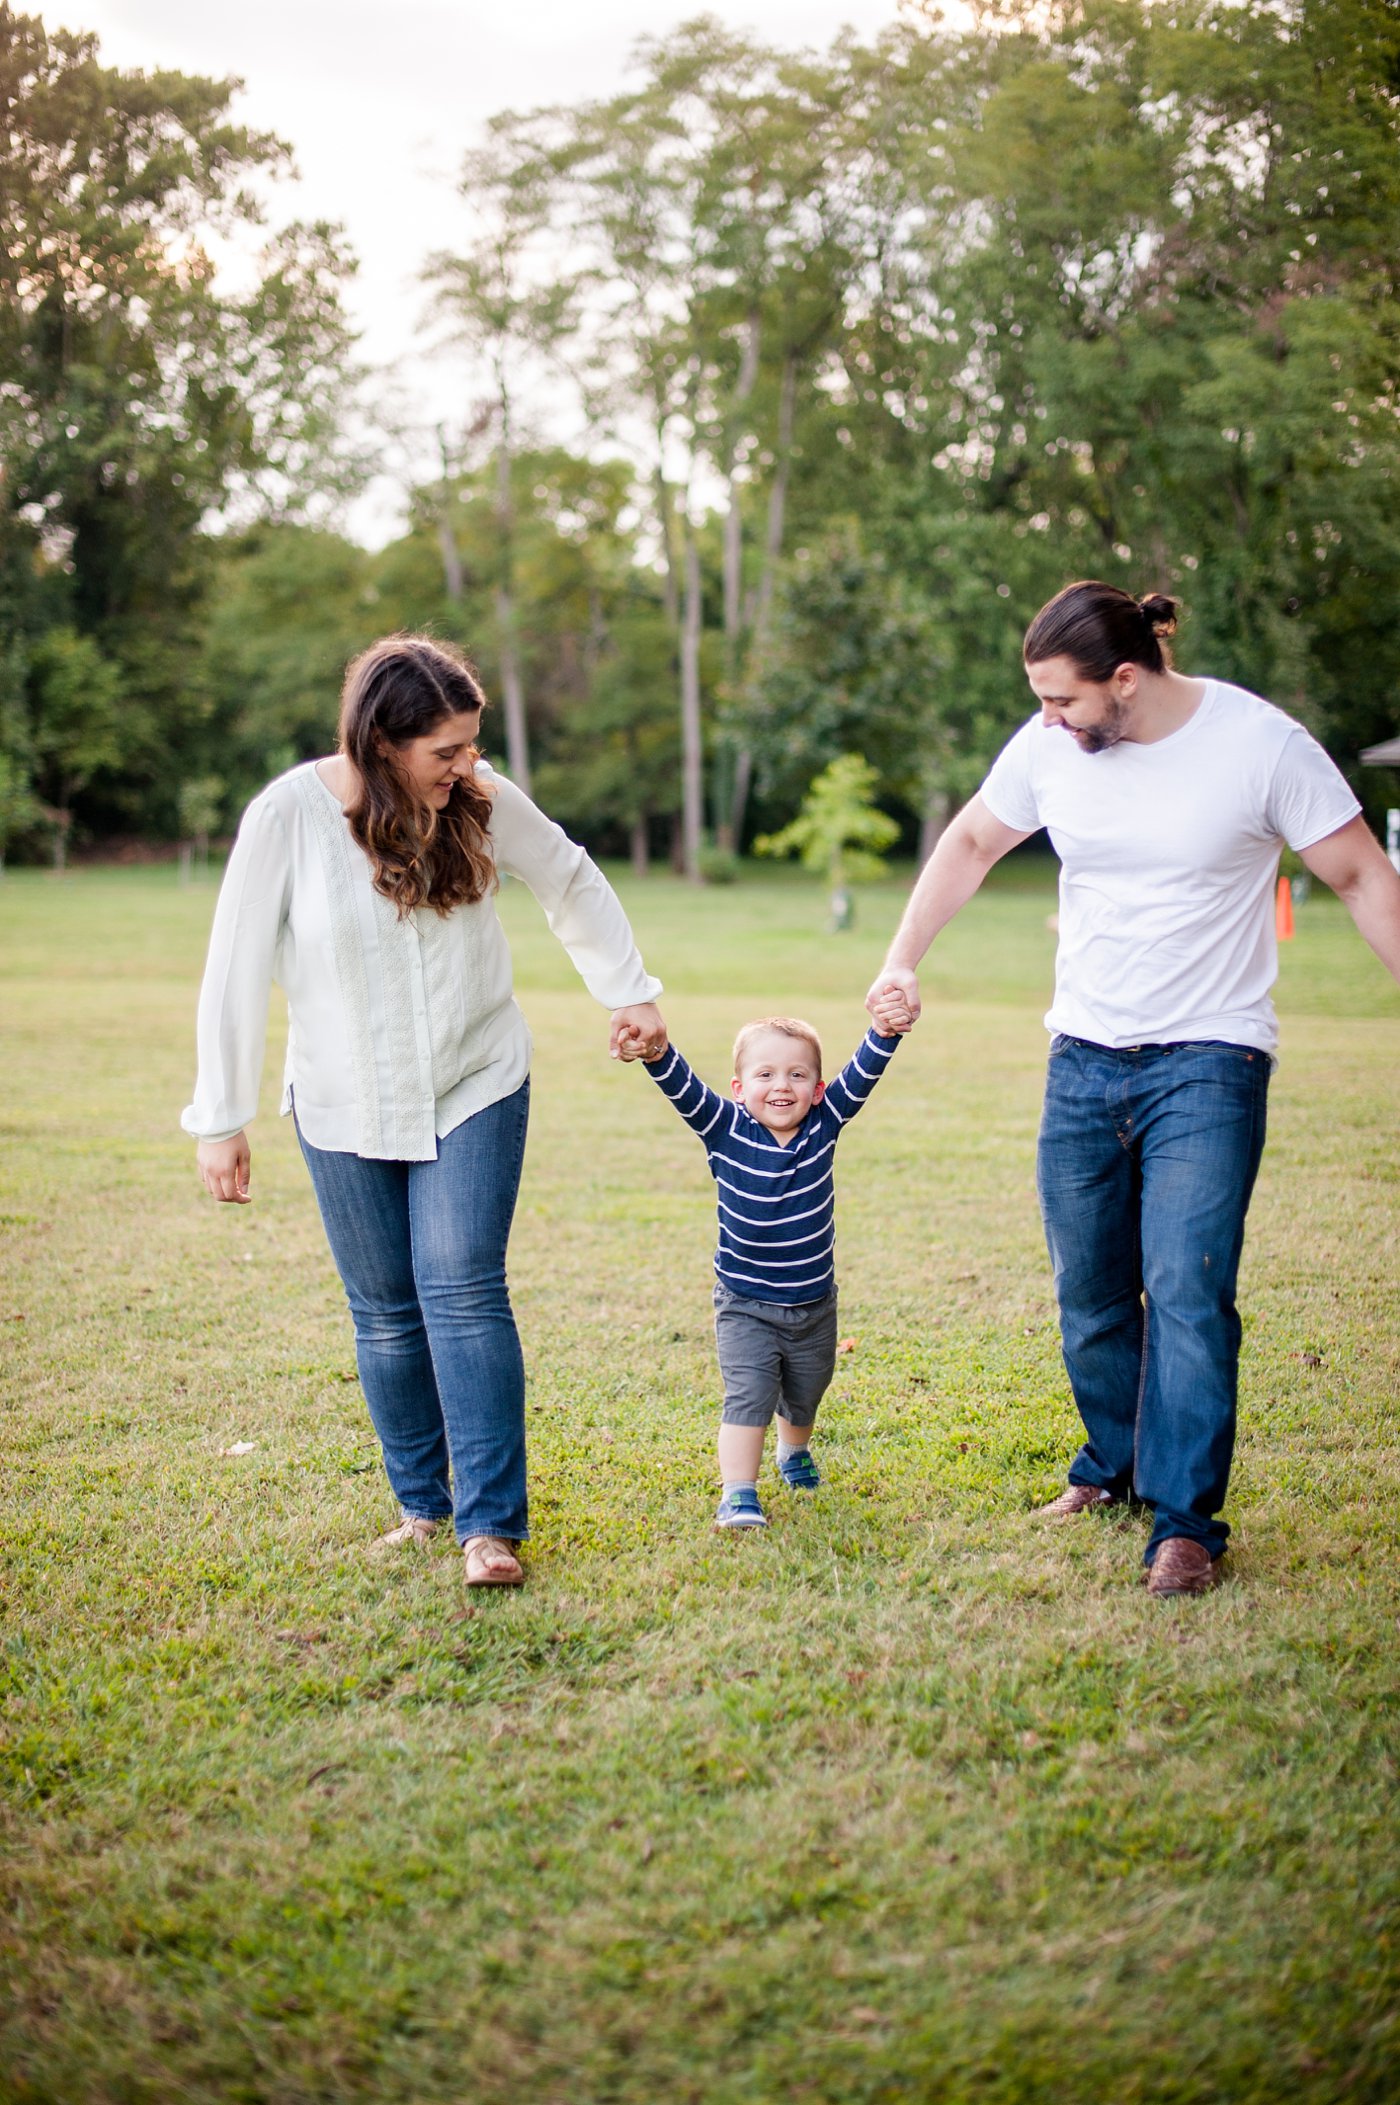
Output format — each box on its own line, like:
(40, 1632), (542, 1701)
(867, 968), (921, 1034)
(611, 1003), (668, 1062)
(870, 981), (917, 1035)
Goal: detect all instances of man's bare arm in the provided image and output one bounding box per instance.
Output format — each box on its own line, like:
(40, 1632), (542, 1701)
(866, 794), (1032, 1022)
(1300, 814), (1400, 985)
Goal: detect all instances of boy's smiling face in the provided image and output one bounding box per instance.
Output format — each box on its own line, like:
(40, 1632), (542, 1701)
(731, 1028), (825, 1143)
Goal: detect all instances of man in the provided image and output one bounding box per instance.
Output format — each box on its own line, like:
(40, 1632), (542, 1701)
(870, 580), (1400, 1596)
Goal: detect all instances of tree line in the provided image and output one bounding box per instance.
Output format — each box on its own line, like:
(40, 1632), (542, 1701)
(3, 0), (1398, 873)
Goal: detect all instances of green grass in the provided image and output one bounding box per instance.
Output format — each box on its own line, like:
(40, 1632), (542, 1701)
(1, 857), (1397, 2105)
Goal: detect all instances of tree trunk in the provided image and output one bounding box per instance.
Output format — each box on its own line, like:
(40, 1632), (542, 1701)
(436, 427), (465, 602)
(438, 517), (465, 604)
(681, 525), (704, 884)
(653, 395), (680, 632)
(715, 311), (762, 855)
(754, 349), (798, 643)
(630, 813), (650, 878)
(434, 425), (465, 604)
(918, 786), (951, 867)
(494, 390), (531, 793)
(729, 348), (799, 851)
(722, 310), (761, 649)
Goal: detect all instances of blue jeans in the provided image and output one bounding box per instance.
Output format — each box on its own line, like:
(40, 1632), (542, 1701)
(296, 1081), (530, 1543)
(1036, 1038), (1269, 1564)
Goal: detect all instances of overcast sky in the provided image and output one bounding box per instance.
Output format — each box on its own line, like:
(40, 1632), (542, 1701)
(73, 1), (922, 540)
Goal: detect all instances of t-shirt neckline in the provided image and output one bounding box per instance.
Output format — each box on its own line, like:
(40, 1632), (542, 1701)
(1128, 678), (1215, 754)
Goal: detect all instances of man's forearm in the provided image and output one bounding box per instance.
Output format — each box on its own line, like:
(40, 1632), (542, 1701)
(1341, 859), (1400, 986)
(884, 831), (1003, 973)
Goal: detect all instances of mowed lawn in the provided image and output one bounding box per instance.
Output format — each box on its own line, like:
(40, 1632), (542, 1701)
(2, 858), (1398, 2105)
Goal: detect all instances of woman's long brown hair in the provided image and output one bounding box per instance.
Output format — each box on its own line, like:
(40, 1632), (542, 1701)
(338, 635), (497, 915)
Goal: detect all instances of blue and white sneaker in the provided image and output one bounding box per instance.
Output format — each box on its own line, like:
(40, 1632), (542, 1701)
(714, 1486), (768, 1530)
(777, 1448), (821, 1491)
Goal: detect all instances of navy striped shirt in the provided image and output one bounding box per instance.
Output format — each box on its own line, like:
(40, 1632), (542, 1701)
(645, 1028), (900, 1305)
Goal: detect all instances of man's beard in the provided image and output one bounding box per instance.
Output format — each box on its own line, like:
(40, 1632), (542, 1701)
(1073, 697), (1130, 754)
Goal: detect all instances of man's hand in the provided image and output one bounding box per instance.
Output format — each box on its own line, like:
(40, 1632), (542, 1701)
(870, 982), (917, 1035)
(610, 1002), (668, 1063)
(866, 968), (921, 1032)
(197, 1132), (251, 1204)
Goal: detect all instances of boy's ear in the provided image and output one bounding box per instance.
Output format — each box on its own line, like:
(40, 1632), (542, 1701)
(812, 1079), (826, 1104)
(730, 1075), (745, 1102)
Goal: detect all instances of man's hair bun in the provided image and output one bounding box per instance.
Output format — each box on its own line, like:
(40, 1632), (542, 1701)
(1138, 592), (1179, 636)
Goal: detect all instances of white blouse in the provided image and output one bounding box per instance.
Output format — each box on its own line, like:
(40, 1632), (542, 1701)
(181, 760), (662, 1160)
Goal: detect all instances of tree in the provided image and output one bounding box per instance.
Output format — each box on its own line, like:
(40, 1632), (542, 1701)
(424, 132), (581, 793)
(26, 626), (125, 869)
(0, 5), (361, 846)
(755, 753), (900, 926)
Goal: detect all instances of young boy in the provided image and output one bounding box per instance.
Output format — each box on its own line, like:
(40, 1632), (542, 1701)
(619, 1001), (913, 1528)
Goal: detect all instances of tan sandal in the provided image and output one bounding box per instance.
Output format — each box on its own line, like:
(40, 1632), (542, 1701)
(375, 1515), (441, 1549)
(462, 1534), (524, 1587)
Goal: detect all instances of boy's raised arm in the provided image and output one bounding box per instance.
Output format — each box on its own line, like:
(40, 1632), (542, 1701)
(823, 1025), (903, 1129)
(636, 1041), (730, 1142)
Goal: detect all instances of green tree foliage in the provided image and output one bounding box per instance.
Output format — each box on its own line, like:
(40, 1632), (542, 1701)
(755, 753), (900, 921)
(7, 2), (1399, 858)
(0, 4), (360, 850)
(200, 526), (375, 809)
(25, 624), (124, 866)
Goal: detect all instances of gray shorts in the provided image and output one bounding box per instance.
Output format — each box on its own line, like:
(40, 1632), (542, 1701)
(713, 1282), (839, 1429)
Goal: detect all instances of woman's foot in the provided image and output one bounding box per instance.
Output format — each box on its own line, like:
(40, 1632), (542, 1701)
(462, 1535), (525, 1586)
(375, 1515), (441, 1548)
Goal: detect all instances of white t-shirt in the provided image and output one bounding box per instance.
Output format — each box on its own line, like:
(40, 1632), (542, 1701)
(979, 679), (1360, 1053)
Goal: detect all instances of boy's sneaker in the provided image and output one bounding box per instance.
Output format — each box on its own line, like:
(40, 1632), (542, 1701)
(714, 1487), (768, 1530)
(777, 1448), (821, 1491)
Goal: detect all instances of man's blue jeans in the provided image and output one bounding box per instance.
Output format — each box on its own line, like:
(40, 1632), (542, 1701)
(296, 1081), (531, 1544)
(1036, 1038), (1270, 1565)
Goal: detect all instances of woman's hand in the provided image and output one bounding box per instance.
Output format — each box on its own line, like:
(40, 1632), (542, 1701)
(610, 1002), (668, 1063)
(197, 1132), (251, 1203)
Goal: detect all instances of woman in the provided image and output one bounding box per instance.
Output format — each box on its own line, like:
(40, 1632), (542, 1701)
(183, 635), (667, 1586)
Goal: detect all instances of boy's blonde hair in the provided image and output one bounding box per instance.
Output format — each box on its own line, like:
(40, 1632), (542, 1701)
(732, 1016), (824, 1079)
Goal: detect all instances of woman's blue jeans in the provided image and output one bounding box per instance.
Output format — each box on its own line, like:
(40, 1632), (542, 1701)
(296, 1081), (530, 1544)
(1036, 1038), (1270, 1565)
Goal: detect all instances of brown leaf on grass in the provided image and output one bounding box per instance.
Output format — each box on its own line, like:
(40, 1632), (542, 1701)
(836, 1336), (856, 1355)
(1289, 1351), (1325, 1367)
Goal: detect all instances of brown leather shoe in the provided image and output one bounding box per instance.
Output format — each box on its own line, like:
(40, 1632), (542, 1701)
(1035, 1482), (1115, 1519)
(1144, 1537), (1222, 1597)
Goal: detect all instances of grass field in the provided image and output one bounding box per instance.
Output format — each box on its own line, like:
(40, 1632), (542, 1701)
(2, 857), (1398, 2105)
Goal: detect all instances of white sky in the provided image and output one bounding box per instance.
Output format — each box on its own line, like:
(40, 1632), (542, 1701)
(73, 0), (922, 541)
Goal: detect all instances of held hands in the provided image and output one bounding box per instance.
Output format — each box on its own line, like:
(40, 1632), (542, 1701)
(197, 1132), (251, 1204)
(610, 1002), (668, 1064)
(867, 968), (921, 1036)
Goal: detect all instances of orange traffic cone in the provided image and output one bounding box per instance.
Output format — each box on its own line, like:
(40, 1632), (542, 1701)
(1276, 873), (1295, 941)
